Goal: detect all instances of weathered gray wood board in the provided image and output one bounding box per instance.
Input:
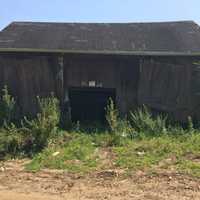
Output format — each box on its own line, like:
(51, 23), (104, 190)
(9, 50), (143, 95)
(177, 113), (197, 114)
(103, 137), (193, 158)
(0, 53), (199, 122)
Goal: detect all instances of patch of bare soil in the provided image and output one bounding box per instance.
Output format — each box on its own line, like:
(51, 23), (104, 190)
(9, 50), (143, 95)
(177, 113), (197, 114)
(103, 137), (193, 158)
(0, 159), (200, 200)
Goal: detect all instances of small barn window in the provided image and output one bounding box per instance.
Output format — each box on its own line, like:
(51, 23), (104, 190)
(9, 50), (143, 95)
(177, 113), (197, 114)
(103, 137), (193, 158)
(89, 81), (96, 87)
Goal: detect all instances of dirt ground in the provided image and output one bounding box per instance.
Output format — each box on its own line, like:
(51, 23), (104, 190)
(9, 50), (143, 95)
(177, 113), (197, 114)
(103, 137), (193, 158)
(0, 159), (200, 200)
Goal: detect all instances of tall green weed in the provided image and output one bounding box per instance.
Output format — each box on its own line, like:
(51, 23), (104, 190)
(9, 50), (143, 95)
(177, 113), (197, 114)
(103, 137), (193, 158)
(0, 85), (15, 126)
(130, 105), (167, 136)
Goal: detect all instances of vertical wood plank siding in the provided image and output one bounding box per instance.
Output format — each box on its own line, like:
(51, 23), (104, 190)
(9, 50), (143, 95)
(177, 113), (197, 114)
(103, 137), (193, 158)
(0, 52), (199, 122)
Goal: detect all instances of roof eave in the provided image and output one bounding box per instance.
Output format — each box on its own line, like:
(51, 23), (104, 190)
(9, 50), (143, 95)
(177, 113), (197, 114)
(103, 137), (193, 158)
(0, 48), (200, 56)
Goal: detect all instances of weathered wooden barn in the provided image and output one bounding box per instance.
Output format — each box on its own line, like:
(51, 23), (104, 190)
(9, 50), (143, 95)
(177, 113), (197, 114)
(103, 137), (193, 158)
(0, 21), (200, 122)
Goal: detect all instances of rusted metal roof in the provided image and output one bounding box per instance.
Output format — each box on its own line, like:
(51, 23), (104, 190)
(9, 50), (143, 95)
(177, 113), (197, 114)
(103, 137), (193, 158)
(0, 21), (200, 55)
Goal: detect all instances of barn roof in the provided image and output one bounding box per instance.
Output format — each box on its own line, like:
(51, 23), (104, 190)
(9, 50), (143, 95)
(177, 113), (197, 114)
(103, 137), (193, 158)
(0, 21), (200, 55)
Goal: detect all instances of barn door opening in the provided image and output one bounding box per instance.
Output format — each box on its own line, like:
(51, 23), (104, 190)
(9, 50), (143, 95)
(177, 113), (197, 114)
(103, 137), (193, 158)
(69, 87), (116, 123)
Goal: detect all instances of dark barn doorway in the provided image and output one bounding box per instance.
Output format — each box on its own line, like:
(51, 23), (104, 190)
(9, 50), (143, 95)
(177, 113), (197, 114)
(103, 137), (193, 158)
(69, 87), (116, 123)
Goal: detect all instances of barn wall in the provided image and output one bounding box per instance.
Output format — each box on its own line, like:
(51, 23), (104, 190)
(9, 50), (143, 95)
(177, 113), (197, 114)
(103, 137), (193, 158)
(0, 52), (199, 122)
(0, 53), (140, 119)
(189, 58), (200, 122)
(0, 53), (59, 117)
(63, 54), (140, 114)
(138, 56), (199, 121)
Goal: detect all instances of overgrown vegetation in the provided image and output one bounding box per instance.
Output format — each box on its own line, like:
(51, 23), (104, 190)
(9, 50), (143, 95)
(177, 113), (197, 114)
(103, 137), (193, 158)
(130, 105), (167, 136)
(0, 88), (60, 157)
(22, 95), (60, 152)
(1, 87), (200, 177)
(105, 98), (135, 145)
(0, 85), (16, 126)
(114, 134), (200, 174)
(26, 133), (98, 173)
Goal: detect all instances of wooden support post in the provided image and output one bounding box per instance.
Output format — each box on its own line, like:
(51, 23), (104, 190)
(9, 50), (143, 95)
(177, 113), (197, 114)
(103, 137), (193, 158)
(55, 55), (64, 104)
(56, 55), (72, 126)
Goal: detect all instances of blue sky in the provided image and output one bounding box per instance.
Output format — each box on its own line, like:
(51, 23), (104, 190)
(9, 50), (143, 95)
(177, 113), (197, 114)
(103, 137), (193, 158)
(1, 0), (200, 30)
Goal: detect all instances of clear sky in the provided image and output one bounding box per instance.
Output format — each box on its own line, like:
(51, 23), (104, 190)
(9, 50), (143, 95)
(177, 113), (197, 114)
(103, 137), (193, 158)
(1, 0), (200, 30)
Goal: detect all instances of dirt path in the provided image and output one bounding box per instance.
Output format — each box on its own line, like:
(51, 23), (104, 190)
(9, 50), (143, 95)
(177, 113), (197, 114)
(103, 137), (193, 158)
(0, 159), (200, 200)
(0, 191), (63, 200)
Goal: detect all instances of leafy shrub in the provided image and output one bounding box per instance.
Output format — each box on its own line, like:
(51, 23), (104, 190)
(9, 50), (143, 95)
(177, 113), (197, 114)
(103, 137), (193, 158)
(130, 105), (167, 136)
(23, 95), (60, 152)
(0, 85), (16, 126)
(0, 94), (61, 157)
(0, 123), (27, 157)
(0, 87), (25, 158)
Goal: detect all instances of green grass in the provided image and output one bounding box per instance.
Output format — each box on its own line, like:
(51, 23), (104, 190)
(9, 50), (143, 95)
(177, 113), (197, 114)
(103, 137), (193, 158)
(113, 133), (200, 177)
(177, 160), (200, 177)
(25, 131), (200, 177)
(26, 133), (99, 173)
